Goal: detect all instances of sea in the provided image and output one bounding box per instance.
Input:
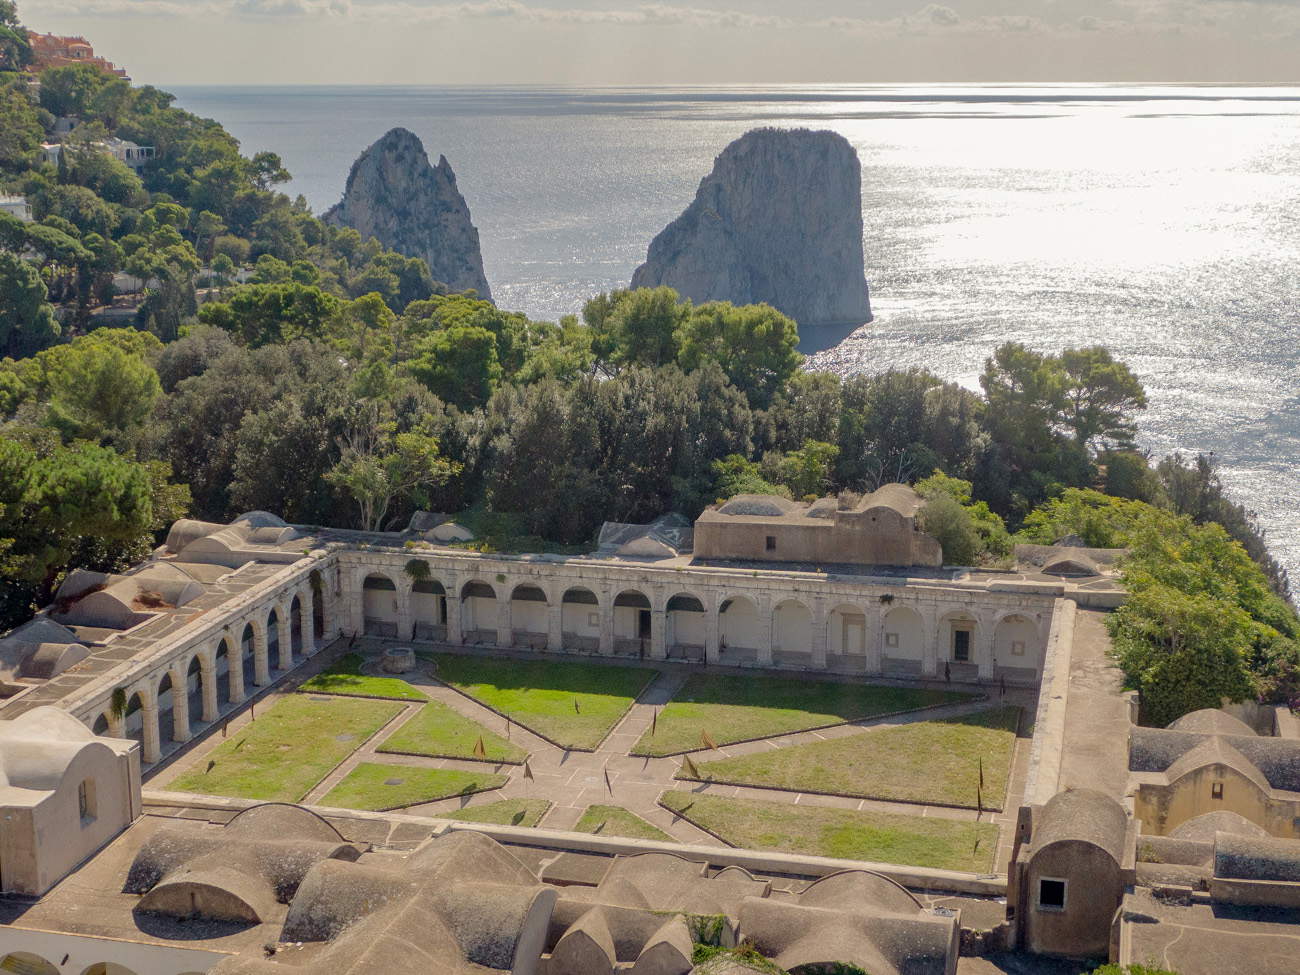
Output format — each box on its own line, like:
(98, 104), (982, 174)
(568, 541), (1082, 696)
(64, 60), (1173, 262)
(165, 84), (1300, 589)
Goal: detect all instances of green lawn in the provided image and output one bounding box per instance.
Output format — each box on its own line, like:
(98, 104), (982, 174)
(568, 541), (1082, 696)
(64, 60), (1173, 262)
(683, 706), (1021, 810)
(429, 654), (656, 750)
(168, 695), (403, 801)
(378, 700), (528, 764)
(632, 673), (973, 757)
(660, 790), (998, 873)
(318, 762), (506, 811)
(298, 653), (428, 701)
(444, 798), (552, 827)
(574, 804), (673, 842)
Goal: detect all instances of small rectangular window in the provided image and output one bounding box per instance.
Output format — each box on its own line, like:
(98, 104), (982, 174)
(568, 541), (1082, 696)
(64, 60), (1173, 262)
(765, 536), (777, 552)
(78, 779), (97, 825)
(885, 632), (899, 649)
(1011, 640), (1026, 656)
(1212, 782), (1224, 800)
(587, 612), (599, 628)
(1038, 878), (1066, 911)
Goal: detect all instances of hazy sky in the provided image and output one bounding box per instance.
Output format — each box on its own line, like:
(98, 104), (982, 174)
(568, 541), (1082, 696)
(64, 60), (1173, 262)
(25, 0), (1300, 85)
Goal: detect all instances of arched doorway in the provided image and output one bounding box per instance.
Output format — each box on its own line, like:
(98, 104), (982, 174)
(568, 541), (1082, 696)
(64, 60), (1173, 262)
(881, 605), (924, 677)
(772, 598), (813, 667)
(156, 672), (175, 744)
(510, 584), (548, 649)
(941, 611), (979, 680)
(215, 636), (233, 704)
(612, 589), (651, 657)
(719, 595), (760, 663)
(827, 603), (868, 673)
(561, 588), (600, 652)
(186, 655), (203, 727)
(362, 574), (399, 637)
(665, 593), (705, 662)
(290, 595), (304, 656)
(995, 613), (1040, 680)
(411, 578), (447, 640)
(123, 691), (145, 748)
(266, 607), (281, 669)
(460, 581), (498, 644)
(240, 623), (257, 687)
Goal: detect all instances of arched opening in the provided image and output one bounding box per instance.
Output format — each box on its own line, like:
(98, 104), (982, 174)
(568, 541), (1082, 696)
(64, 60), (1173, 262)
(312, 586), (324, 643)
(266, 607), (281, 671)
(941, 611), (979, 680)
(772, 598), (813, 667)
(215, 636), (233, 704)
(123, 691), (145, 747)
(665, 593), (705, 662)
(240, 622), (257, 688)
(290, 594), (304, 656)
(1, 954), (59, 975)
(460, 580), (498, 644)
(719, 595), (760, 663)
(92, 712), (110, 736)
(80, 964), (141, 975)
(510, 584), (549, 649)
(156, 672), (175, 744)
(612, 589), (651, 657)
(362, 574), (399, 637)
(827, 603), (868, 673)
(411, 578), (447, 640)
(881, 606), (924, 677)
(186, 655), (203, 727)
(995, 613), (1041, 680)
(561, 587), (600, 652)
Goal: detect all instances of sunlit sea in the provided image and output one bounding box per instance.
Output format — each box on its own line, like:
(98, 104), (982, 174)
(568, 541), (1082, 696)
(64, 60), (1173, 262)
(166, 84), (1300, 589)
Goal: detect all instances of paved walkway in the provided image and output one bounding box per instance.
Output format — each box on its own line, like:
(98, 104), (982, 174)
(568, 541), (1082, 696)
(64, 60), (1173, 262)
(152, 639), (1037, 872)
(1057, 608), (1131, 800)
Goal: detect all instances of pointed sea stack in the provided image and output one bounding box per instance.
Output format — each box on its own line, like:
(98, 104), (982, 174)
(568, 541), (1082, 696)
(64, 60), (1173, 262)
(324, 127), (491, 300)
(631, 127), (871, 327)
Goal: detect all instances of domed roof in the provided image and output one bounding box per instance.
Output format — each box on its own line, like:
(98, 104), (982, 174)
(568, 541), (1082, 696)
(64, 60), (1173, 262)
(1168, 708), (1257, 737)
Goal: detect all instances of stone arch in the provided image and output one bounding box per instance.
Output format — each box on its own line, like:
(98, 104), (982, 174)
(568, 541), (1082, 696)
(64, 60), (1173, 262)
(1, 954), (58, 975)
(561, 587), (601, 651)
(510, 583), (549, 649)
(612, 588), (652, 654)
(155, 667), (185, 743)
(881, 605), (925, 674)
(266, 605), (282, 667)
(772, 597), (813, 657)
(290, 594), (304, 656)
(214, 635), (235, 704)
(665, 591), (706, 661)
(240, 620), (259, 687)
(92, 711), (110, 736)
(460, 579), (499, 643)
(186, 654), (204, 728)
(827, 602), (869, 656)
(122, 687), (149, 747)
(411, 576), (448, 640)
(719, 594), (761, 656)
(994, 612), (1041, 673)
(362, 573), (400, 637)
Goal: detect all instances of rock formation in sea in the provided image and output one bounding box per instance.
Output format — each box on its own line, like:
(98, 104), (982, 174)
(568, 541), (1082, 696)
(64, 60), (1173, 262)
(323, 127), (491, 300)
(631, 127), (871, 327)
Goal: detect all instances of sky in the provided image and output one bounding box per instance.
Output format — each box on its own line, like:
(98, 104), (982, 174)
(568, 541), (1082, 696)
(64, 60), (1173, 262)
(23, 0), (1300, 85)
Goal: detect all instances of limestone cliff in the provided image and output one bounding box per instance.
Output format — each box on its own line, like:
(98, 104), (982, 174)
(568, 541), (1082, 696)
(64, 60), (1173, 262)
(323, 127), (491, 300)
(631, 128), (871, 327)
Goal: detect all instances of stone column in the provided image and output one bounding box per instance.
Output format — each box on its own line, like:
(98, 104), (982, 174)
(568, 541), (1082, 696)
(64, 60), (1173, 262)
(496, 591), (513, 648)
(704, 597), (721, 665)
(348, 566), (365, 636)
(228, 647), (246, 705)
(864, 609), (884, 675)
(201, 653), (219, 723)
(252, 623), (270, 686)
(300, 587), (316, 653)
(810, 599), (828, 671)
(598, 590), (614, 656)
(978, 615), (996, 680)
(757, 596), (774, 667)
(922, 607), (940, 678)
(108, 710), (125, 739)
(650, 600), (667, 660)
(141, 704), (161, 765)
(547, 597), (563, 652)
(170, 674), (191, 744)
(446, 589), (464, 645)
(397, 583), (414, 641)
(276, 602), (293, 670)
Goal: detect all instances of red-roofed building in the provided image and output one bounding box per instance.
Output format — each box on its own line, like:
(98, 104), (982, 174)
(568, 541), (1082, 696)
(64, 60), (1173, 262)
(26, 31), (128, 79)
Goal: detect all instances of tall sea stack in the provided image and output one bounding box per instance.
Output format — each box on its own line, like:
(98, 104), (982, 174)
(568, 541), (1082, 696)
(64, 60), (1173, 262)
(631, 128), (871, 327)
(324, 127), (492, 300)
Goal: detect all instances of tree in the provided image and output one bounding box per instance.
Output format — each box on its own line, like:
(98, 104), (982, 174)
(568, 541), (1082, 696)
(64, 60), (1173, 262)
(763, 371), (842, 453)
(0, 252), (59, 357)
(676, 301), (801, 408)
(772, 440), (839, 499)
(407, 324), (502, 410)
(38, 63), (115, 119)
(250, 150), (290, 191)
(44, 341), (161, 445)
(326, 401), (459, 532)
(0, 79), (41, 168)
(197, 281), (341, 347)
(1058, 345), (1147, 450)
(710, 454), (788, 501)
(916, 471), (1010, 565)
(583, 286), (686, 370)
(0, 2), (31, 72)
(919, 492), (979, 566)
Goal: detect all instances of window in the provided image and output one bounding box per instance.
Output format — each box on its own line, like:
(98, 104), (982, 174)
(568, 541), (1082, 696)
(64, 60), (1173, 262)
(78, 779), (97, 825)
(1212, 782), (1224, 800)
(1037, 877), (1066, 911)
(885, 632), (899, 648)
(953, 628), (972, 662)
(587, 612), (599, 628)
(765, 536), (777, 552)
(1011, 640), (1025, 657)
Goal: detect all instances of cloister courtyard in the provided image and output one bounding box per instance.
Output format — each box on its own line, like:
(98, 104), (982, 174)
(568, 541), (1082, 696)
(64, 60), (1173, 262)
(150, 637), (1036, 875)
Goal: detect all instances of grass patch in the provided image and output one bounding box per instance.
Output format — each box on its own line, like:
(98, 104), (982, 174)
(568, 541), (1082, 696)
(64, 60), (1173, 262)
(378, 700), (527, 763)
(661, 790), (998, 873)
(685, 706), (1021, 810)
(168, 695), (402, 801)
(444, 798), (551, 827)
(574, 804), (673, 842)
(633, 673), (974, 756)
(429, 654), (655, 750)
(319, 762), (506, 811)
(298, 653), (428, 701)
